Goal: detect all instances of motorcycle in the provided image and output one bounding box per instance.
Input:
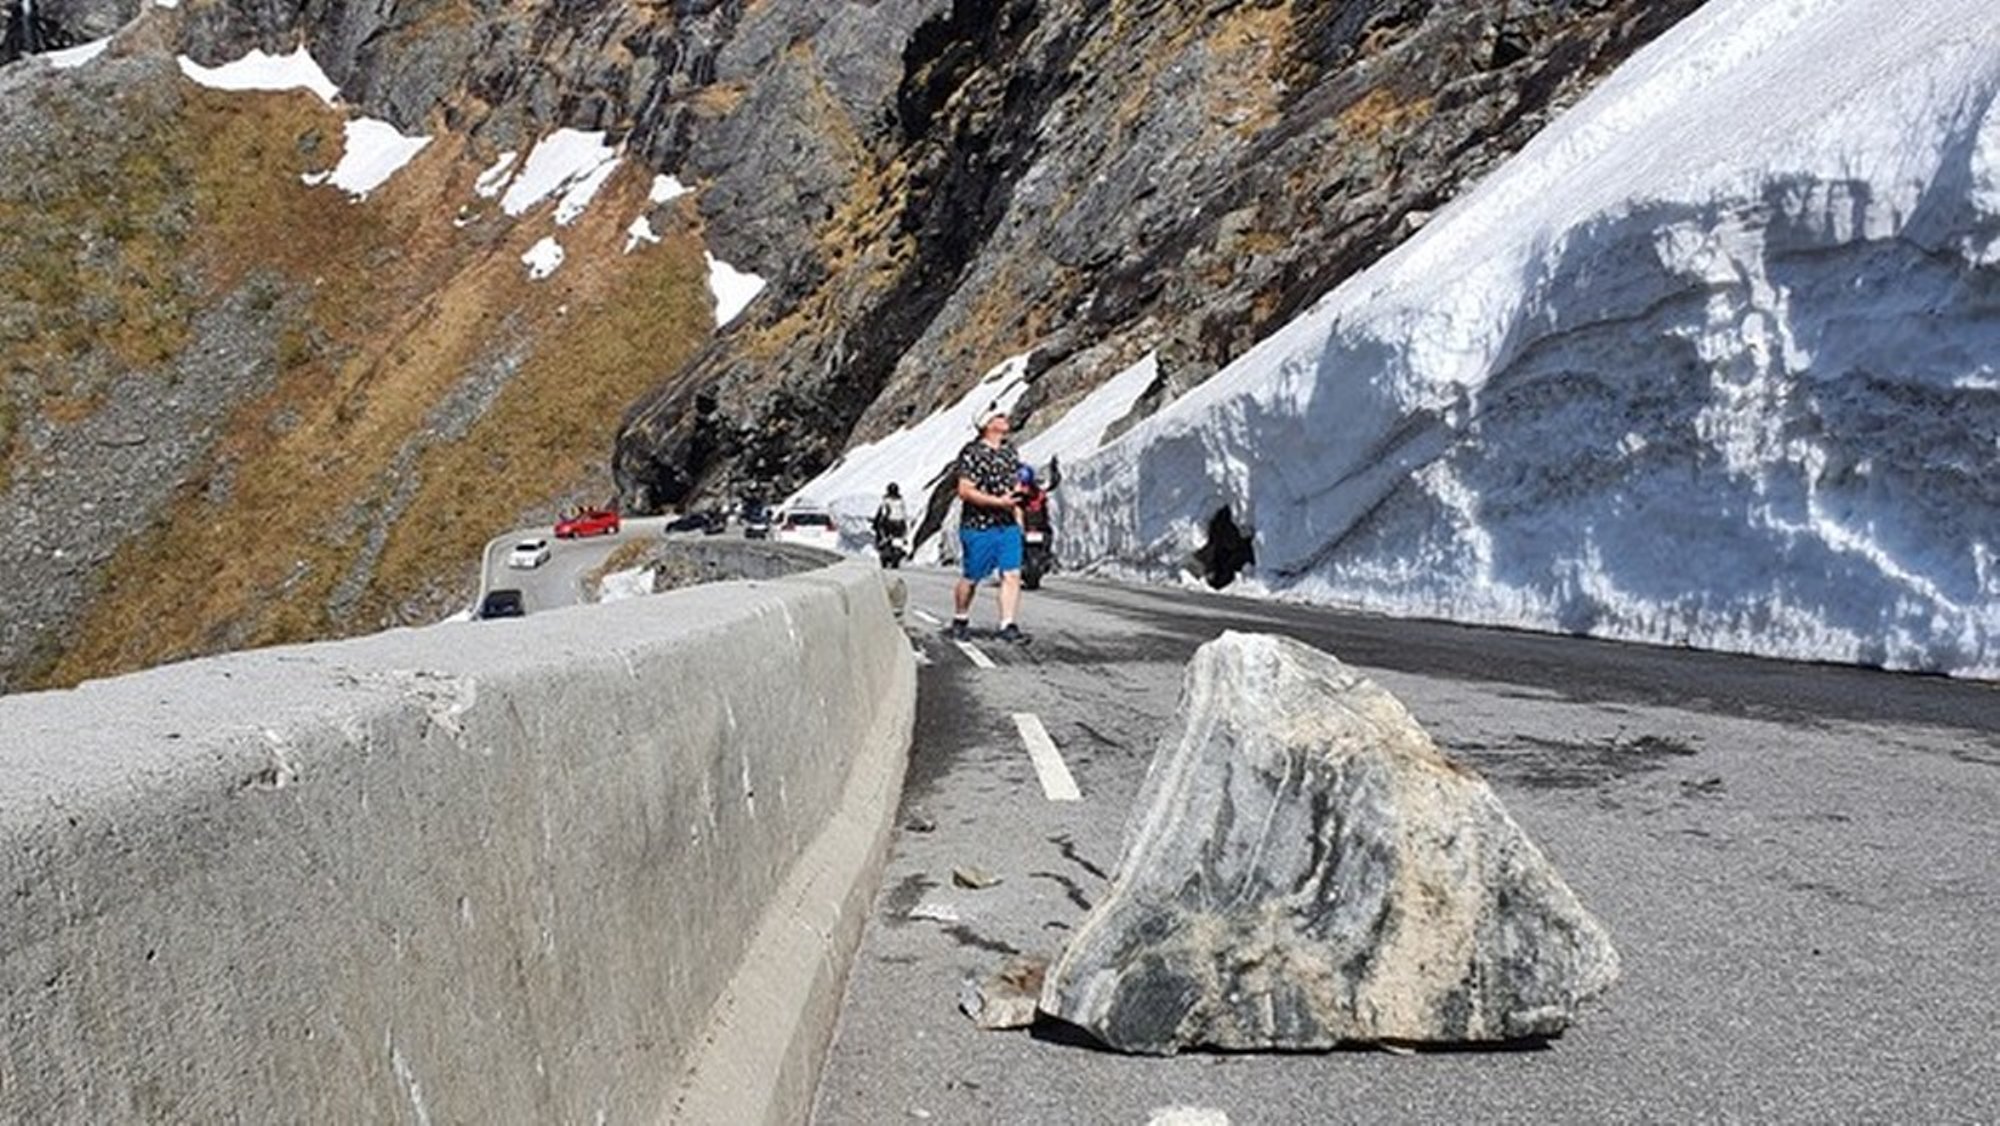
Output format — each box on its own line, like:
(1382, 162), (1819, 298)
(1018, 486), (1055, 590)
(873, 519), (909, 569)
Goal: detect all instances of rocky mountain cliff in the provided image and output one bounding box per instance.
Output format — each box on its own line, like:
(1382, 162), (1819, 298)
(610, 0), (1705, 507)
(0, 0), (1702, 691)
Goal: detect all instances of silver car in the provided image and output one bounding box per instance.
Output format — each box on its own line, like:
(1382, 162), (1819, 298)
(507, 539), (551, 569)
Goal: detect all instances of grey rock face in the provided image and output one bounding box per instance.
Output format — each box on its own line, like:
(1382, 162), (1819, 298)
(0, 57), (303, 691)
(2, 0), (136, 62)
(614, 0), (1708, 510)
(1041, 632), (1618, 1054)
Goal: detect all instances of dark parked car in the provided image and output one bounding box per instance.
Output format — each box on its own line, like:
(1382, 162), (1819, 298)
(701, 509), (728, 535)
(477, 589), (526, 619)
(664, 511), (712, 534)
(741, 502), (773, 539)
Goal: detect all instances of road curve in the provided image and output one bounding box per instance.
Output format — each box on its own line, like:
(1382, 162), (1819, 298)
(475, 516), (677, 614)
(813, 566), (2000, 1125)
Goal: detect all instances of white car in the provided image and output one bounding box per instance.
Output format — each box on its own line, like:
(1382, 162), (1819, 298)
(775, 507), (841, 551)
(507, 538), (552, 569)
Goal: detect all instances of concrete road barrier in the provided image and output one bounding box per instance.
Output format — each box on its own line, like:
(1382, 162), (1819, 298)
(0, 561), (915, 1124)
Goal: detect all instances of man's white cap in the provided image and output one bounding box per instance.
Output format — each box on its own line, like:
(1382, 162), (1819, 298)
(973, 402), (1008, 430)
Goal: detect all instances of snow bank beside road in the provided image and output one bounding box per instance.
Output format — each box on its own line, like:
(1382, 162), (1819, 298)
(788, 354), (1031, 558)
(1061, 0), (2000, 677)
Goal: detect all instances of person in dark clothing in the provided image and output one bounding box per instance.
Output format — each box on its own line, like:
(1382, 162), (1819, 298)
(949, 403), (1030, 643)
(1014, 460), (1058, 589)
(872, 482), (910, 567)
(872, 482), (908, 539)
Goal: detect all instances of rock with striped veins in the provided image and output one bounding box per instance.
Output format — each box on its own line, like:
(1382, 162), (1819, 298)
(1040, 631), (1619, 1054)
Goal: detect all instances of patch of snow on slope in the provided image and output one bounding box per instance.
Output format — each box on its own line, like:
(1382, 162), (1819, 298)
(176, 48), (340, 106)
(301, 118), (430, 199)
(651, 175), (691, 203)
(474, 152), (518, 198)
(521, 237), (564, 281)
(705, 253), (765, 327)
(625, 218), (661, 253)
(553, 157), (620, 226)
(45, 38), (110, 68)
(1061, 0), (2000, 677)
(500, 130), (618, 219)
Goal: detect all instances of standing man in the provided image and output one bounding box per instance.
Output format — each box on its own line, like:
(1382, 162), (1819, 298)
(949, 403), (1030, 643)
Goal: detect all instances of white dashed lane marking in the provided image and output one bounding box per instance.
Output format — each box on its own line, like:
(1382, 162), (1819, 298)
(1012, 713), (1081, 802)
(954, 640), (996, 669)
(912, 609), (943, 626)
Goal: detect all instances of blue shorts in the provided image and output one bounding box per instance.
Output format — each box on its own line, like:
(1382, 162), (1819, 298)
(959, 526), (1024, 581)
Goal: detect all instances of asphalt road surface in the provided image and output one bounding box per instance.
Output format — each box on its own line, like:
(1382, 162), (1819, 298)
(812, 567), (2000, 1125)
(477, 516), (676, 613)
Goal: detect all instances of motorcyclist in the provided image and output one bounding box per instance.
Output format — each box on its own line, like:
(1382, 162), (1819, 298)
(1014, 460), (1057, 588)
(1014, 465), (1048, 524)
(873, 483), (910, 567)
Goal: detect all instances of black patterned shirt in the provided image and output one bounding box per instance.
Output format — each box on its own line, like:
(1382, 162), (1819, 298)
(954, 439), (1022, 531)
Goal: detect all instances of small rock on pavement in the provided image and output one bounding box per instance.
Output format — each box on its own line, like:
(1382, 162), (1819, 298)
(952, 864), (1001, 889)
(959, 955), (1048, 1030)
(1041, 631), (1621, 1054)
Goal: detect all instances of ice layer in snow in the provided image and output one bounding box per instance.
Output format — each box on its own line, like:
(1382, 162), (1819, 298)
(176, 48), (340, 106)
(1059, 0), (2000, 677)
(301, 118), (430, 198)
(704, 253), (765, 328)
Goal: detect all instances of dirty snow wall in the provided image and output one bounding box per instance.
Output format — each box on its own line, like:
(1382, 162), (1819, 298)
(1062, 0), (2000, 677)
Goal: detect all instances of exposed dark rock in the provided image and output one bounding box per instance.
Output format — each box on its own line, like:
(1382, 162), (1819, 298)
(2, 0), (136, 62)
(613, 0), (1708, 510)
(1041, 632), (1619, 1053)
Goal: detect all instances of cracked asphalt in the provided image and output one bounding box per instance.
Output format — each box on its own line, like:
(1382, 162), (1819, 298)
(810, 568), (2000, 1125)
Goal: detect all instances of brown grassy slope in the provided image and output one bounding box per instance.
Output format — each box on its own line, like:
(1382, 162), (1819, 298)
(41, 89), (711, 687)
(361, 191), (712, 625)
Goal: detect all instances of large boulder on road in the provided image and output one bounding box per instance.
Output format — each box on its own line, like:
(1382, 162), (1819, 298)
(1040, 632), (1619, 1053)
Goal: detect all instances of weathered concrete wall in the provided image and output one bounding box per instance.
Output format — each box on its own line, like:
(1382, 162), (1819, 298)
(0, 560), (914, 1124)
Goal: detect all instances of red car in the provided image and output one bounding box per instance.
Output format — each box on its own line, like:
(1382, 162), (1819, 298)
(554, 507), (621, 539)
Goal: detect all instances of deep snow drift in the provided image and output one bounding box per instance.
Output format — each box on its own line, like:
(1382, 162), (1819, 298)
(1054, 0), (1999, 677)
